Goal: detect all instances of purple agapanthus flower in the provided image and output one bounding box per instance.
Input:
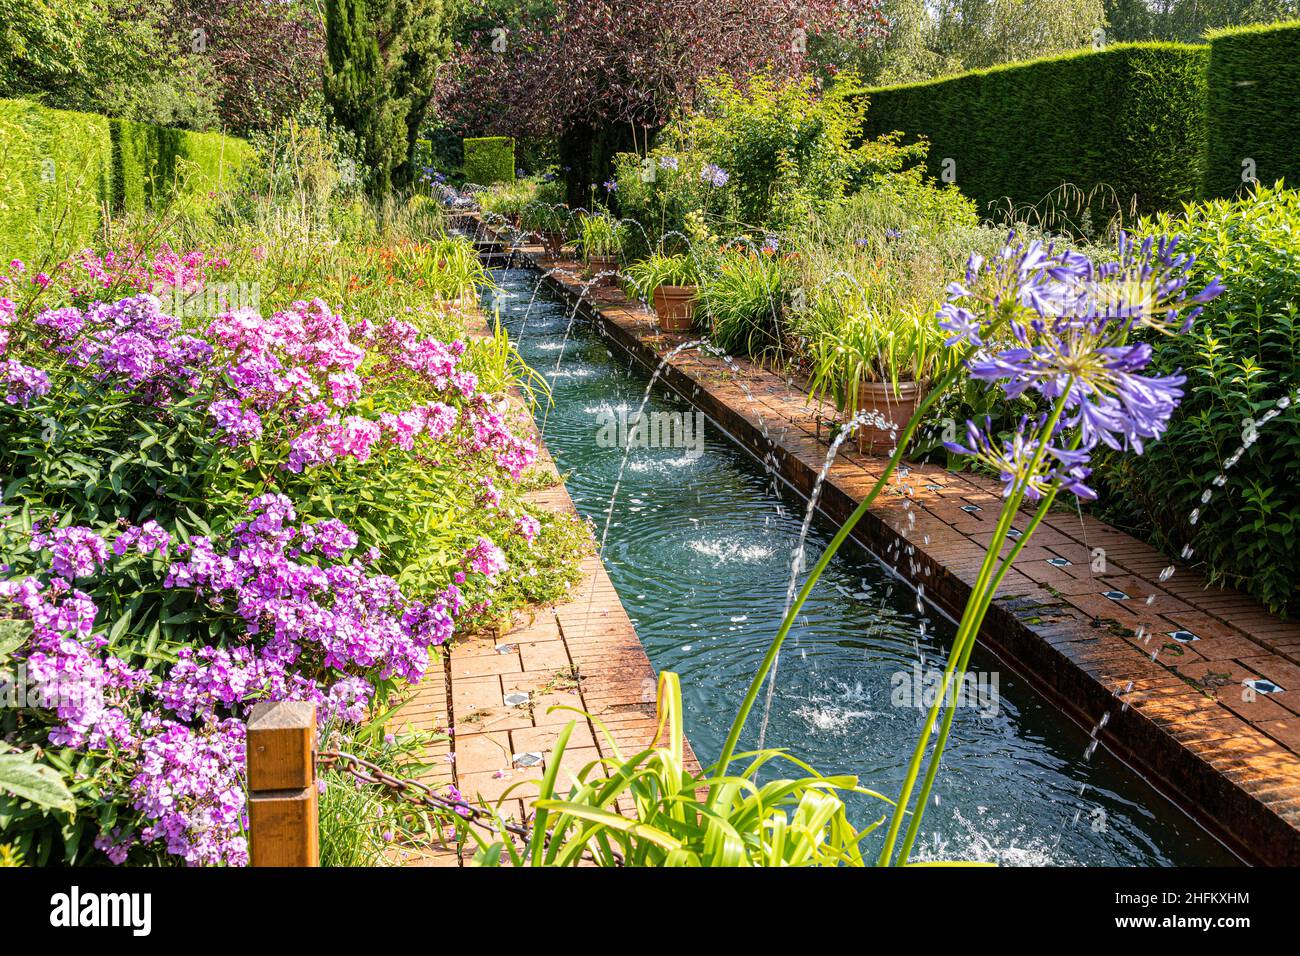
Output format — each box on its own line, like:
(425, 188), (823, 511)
(945, 417), (1096, 502)
(701, 163), (729, 188)
(940, 231), (1224, 499)
(940, 233), (1222, 457)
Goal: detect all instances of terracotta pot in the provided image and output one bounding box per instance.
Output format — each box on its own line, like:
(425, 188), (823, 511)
(853, 380), (927, 455)
(652, 284), (697, 332)
(438, 290), (478, 312)
(540, 231), (566, 258)
(586, 254), (619, 285)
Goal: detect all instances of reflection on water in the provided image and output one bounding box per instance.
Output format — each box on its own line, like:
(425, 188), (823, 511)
(488, 267), (1233, 866)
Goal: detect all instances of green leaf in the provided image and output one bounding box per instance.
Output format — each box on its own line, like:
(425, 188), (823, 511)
(0, 619), (32, 660)
(0, 756), (76, 813)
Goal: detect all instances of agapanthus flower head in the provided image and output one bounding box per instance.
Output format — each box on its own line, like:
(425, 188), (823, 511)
(945, 416), (1096, 502)
(701, 163), (729, 188)
(940, 231), (1222, 456)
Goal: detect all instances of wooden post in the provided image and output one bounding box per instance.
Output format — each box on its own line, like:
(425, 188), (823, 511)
(246, 701), (318, 867)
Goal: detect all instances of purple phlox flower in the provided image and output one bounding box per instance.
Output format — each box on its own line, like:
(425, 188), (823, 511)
(4, 359), (50, 406)
(30, 525), (109, 580)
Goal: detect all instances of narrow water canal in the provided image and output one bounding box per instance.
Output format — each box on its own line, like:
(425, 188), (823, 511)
(486, 266), (1234, 866)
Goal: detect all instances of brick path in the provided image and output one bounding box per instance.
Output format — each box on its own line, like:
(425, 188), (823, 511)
(388, 305), (696, 867)
(496, 236), (1300, 865)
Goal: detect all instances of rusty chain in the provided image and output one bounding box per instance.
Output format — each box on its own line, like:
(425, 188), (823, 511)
(316, 749), (620, 866)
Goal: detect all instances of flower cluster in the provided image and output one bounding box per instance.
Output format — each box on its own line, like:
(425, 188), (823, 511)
(939, 234), (1224, 499)
(701, 163), (730, 188)
(1, 497), (490, 866)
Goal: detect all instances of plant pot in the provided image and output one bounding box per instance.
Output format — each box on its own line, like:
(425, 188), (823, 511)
(853, 380), (927, 455)
(652, 284), (697, 332)
(541, 231), (566, 258)
(586, 255), (619, 286)
(437, 289), (479, 312)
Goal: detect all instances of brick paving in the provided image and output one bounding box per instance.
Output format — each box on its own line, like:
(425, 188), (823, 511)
(493, 233), (1300, 865)
(388, 303), (695, 867)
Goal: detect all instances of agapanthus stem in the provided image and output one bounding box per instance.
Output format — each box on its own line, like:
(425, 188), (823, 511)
(710, 323), (1007, 800)
(877, 387), (1070, 866)
(893, 484), (1061, 864)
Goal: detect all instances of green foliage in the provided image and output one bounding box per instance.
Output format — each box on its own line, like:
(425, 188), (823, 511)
(476, 176), (535, 219)
(462, 136), (517, 187)
(612, 147), (713, 258)
(1103, 0), (1297, 44)
(0, 98), (252, 265)
(677, 72), (928, 232)
(465, 672), (891, 867)
(324, 0), (451, 193)
(697, 247), (793, 357)
(861, 42), (1210, 218)
(576, 210), (624, 259)
(799, 294), (958, 413)
(1093, 182), (1300, 615)
(113, 119), (253, 217)
(821, 0), (1105, 84)
(0, 0), (219, 130)
(317, 719), (446, 867)
(623, 252), (699, 300)
(0, 98), (113, 267)
(1202, 20), (1300, 198)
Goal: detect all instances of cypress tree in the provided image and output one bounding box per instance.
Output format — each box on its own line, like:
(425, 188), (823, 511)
(324, 0), (448, 194)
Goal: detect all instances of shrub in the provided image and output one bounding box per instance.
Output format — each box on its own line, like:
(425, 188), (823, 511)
(0, 99), (252, 265)
(462, 136), (516, 186)
(675, 71), (928, 232)
(611, 148), (712, 257)
(1092, 182), (1300, 615)
(860, 43), (1209, 218)
(697, 245), (793, 357)
(1203, 21), (1300, 199)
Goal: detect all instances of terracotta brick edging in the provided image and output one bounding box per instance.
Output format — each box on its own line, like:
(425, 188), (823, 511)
(487, 230), (1300, 867)
(386, 299), (697, 867)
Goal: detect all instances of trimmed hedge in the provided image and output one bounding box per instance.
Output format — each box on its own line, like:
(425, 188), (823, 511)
(0, 100), (114, 267)
(462, 136), (515, 186)
(0, 99), (252, 265)
(1203, 21), (1300, 199)
(860, 43), (1210, 218)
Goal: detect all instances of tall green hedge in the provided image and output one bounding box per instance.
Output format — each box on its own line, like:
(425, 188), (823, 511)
(0, 99), (252, 265)
(1203, 21), (1300, 199)
(860, 43), (1210, 218)
(0, 100), (114, 267)
(462, 136), (515, 186)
